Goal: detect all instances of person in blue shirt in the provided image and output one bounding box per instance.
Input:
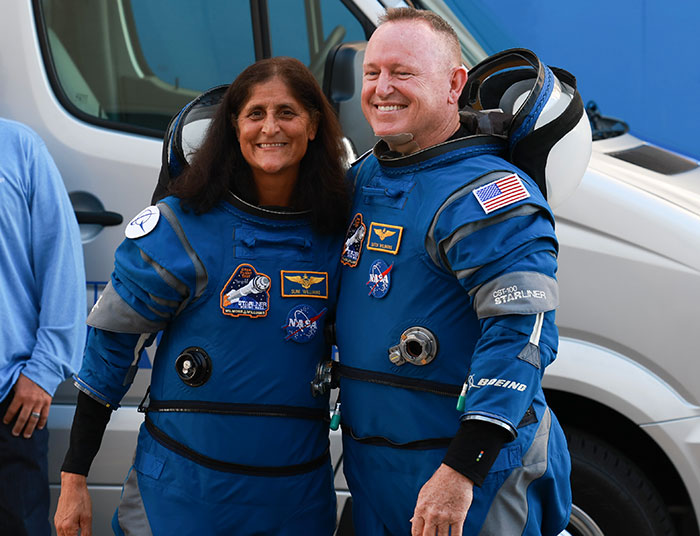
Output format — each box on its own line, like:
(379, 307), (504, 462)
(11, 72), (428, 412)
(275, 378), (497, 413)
(335, 8), (572, 536)
(54, 57), (350, 536)
(0, 118), (86, 536)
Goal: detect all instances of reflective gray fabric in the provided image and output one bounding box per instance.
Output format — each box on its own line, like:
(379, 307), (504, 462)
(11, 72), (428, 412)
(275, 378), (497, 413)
(479, 407), (552, 534)
(147, 290), (181, 310)
(157, 202), (208, 301)
(425, 171), (513, 270)
(454, 264), (482, 281)
(138, 250), (189, 302)
(472, 271), (558, 318)
(441, 204), (540, 264)
(117, 467), (154, 536)
(517, 342), (541, 369)
(87, 282), (166, 333)
(462, 413), (517, 440)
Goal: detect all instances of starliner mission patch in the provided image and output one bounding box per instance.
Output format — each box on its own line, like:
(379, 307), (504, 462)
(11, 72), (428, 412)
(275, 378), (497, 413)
(220, 263), (271, 318)
(341, 213), (367, 267)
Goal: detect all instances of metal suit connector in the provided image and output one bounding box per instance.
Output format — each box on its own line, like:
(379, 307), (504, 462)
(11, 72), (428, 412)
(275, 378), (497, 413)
(388, 326), (438, 366)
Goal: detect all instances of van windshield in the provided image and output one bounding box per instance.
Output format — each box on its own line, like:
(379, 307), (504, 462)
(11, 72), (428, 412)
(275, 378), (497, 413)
(36, 0), (367, 136)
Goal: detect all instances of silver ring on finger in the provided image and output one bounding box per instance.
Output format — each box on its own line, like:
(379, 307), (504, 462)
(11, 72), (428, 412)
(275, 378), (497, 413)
(30, 411), (41, 418)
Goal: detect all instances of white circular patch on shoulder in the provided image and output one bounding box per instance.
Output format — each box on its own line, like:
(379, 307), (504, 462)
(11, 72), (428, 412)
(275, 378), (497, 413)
(125, 205), (160, 239)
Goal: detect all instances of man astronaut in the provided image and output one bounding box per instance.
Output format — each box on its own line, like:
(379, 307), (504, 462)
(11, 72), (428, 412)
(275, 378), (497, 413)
(334, 7), (590, 536)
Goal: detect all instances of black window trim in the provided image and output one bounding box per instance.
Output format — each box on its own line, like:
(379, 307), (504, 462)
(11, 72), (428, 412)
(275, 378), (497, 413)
(32, 0), (374, 139)
(251, 0), (272, 59)
(340, 0), (376, 38)
(32, 0), (170, 139)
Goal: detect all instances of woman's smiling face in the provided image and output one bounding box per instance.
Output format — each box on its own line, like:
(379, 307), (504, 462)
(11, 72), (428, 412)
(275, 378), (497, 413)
(235, 77), (318, 188)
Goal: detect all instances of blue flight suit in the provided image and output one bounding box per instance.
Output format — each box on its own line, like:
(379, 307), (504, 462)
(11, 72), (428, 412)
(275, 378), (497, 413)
(76, 194), (340, 535)
(335, 136), (571, 535)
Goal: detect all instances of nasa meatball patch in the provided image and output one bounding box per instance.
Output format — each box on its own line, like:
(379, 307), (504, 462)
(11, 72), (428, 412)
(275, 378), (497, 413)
(220, 263), (271, 318)
(282, 304), (327, 343)
(367, 259), (393, 299)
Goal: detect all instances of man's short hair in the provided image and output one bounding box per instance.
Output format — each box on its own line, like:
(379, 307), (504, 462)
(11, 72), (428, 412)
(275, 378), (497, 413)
(379, 7), (461, 64)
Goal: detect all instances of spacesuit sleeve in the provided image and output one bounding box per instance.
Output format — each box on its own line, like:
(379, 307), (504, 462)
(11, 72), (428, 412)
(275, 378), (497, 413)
(428, 172), (559, 439)
(74, 202), (205, 408)
(61, 391), (112, 476)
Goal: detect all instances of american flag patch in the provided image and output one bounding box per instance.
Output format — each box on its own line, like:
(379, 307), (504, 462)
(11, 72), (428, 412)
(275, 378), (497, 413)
(473, 174), (530, 214)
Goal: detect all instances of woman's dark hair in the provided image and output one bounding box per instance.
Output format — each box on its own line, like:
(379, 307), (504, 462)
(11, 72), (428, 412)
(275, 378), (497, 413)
(170, 57), (350, 234)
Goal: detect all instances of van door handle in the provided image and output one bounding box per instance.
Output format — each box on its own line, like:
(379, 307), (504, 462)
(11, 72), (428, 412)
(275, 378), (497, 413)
(74, 210), (123, 226)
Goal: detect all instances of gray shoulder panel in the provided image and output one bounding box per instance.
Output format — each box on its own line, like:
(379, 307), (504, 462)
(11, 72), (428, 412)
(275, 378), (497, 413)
(139, 250), (189, 300)
(87, 282), (166, 334)
(425, 171), (520, 271)
(157, 202), (208, 301)
(472, 271), (559, 318)
(441, 204), (540, 261)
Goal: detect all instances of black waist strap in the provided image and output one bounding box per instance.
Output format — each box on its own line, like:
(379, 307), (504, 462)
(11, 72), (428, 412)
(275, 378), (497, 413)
(342, 423), (452, 450)
(342, 404), (537, 451)
(338, 364), (461, 397)
(144, 416), (330, 476)
(142, 397), (327, 421)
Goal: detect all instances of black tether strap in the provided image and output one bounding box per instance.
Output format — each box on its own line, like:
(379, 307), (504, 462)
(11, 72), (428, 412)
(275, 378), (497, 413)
(342, 423), (452, 450)
(338, 364), (462, 397)
(144, 416), (330, 476)
(142, 398), (327, 421)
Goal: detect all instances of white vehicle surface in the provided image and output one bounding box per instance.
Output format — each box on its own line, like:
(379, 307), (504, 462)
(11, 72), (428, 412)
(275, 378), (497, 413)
(1, 1), (699, 535)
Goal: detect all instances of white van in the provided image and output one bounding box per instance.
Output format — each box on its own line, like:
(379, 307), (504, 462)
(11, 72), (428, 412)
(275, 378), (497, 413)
(2, 1), (699, 535)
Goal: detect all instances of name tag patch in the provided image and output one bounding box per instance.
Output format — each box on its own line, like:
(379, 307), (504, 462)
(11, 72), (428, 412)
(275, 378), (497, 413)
(341, 213), (367, 267)
(220, 263), (271, 318)
(367, 222), (403, 255)
(280, 271), (328, 299)
(282, 304), (327, 343)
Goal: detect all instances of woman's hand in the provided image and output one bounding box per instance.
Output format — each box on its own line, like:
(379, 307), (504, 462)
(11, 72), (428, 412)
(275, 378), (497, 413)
(54, 472), (93, 536)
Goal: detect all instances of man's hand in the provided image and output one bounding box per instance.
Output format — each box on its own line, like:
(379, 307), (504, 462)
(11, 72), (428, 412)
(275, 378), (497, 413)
(55, 472), (93, 536)
(411, 463), (474, 536)
(2, 373), (52, 438)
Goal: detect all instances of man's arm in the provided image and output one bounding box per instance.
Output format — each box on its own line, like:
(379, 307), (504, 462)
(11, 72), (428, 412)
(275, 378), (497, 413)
(23, 136), (86, 392)
(2, 132), (85, 438)
(413, 177), (559, 534)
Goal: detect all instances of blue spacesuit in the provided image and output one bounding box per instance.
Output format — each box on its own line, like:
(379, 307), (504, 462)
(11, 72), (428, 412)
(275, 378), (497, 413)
(76, 194), (340, 535)
(335, 134), (572, 535)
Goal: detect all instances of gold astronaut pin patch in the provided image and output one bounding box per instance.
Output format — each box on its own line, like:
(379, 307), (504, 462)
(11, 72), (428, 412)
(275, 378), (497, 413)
(366, 222), (403, 255)
(280, 271), (329, 299)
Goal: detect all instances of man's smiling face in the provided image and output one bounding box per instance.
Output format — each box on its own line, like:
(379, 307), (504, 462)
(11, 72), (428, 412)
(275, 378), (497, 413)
(361, 20), (463, 151)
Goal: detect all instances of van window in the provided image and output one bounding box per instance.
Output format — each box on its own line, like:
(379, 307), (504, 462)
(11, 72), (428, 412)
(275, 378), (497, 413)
(37, 0), (255, 135)
(267, 0), (367, 82)
(36, 0), (368, 137)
